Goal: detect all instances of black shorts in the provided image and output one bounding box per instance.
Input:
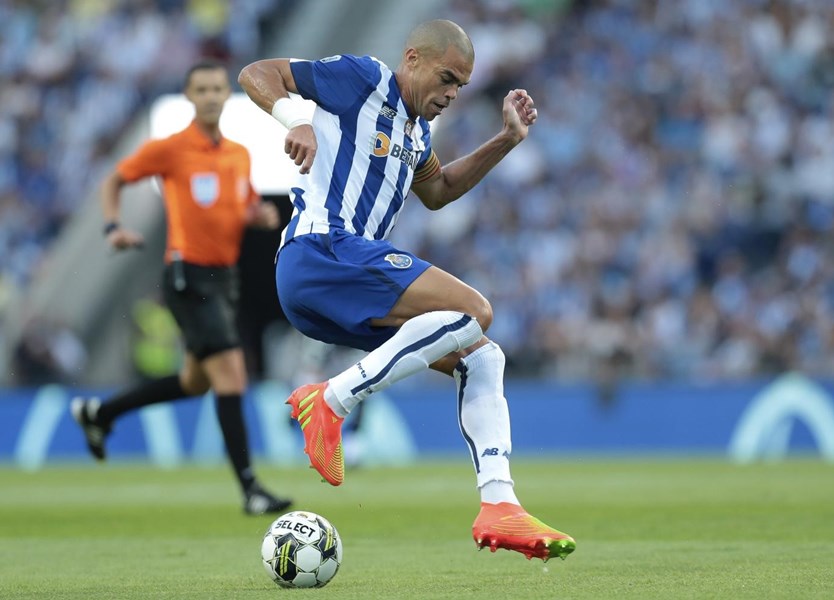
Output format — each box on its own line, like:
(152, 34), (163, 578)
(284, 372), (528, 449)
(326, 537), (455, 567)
(162, 262), (240, 360)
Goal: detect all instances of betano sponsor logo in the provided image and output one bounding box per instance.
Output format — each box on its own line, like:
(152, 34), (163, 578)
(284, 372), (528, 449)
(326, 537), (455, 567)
(371, 132), (420, 170)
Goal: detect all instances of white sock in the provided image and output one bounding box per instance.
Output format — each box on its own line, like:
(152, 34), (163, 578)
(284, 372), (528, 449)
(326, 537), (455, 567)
(326, 311), (483, 416)
(454, 341), (519, 505)
(480, 480), (519, 505)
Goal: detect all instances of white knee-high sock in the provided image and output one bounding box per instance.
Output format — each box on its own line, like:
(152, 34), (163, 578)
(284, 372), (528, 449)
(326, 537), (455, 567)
(454, 341), (519, 505)
(326, 311), (483, 415)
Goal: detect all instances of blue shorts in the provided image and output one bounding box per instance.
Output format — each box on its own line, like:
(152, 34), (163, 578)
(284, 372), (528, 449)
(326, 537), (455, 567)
(275, 230), (431, 351)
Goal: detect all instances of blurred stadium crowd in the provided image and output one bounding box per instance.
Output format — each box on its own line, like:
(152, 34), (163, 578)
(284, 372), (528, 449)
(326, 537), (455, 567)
(397, 0), (834, 381)
(4, 0), (834, 383)
(0, 0), (290, 383)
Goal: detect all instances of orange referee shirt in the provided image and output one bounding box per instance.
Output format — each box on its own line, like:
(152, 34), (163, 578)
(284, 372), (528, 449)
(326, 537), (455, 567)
(117, 120), (259, 266)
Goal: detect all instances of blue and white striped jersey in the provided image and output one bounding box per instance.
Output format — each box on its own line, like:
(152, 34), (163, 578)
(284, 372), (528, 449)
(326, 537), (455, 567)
(280, 55), (440, 247)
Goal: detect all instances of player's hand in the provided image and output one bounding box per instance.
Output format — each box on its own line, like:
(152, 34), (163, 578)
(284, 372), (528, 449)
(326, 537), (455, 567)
(247, 201), (280, 230)
(284, 124), (317, 174)
(502, 89), (537, 143)
(107, 227), (144, 251)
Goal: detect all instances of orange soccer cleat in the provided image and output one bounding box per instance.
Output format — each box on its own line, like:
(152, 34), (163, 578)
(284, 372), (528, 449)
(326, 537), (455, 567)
(286, 383), (345, 486)
(472, 502), (576, 562)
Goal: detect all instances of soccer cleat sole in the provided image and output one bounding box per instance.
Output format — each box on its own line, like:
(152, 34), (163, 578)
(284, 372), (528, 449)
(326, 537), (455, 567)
(474, 534), (576, 562)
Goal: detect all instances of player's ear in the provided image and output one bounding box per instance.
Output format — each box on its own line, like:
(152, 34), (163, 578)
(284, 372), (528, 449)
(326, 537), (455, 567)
(404, 47), (420, 68)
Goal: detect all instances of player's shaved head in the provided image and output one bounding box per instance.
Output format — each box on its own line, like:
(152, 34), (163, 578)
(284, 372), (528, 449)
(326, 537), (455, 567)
(396, 19), (475, 120)
(405, 19), (474, 63)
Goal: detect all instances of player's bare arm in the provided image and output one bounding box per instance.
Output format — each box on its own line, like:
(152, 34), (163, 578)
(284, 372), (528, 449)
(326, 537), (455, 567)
(238, 59), (298, 112)
(412, 89), (537, 211)
(238, 59), (317, 174)
(100, 170), (145, 250)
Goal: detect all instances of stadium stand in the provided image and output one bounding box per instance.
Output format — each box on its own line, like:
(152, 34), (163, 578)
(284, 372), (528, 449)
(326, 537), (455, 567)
(3, 0), (834, 385)
(392, 0), (834, 381)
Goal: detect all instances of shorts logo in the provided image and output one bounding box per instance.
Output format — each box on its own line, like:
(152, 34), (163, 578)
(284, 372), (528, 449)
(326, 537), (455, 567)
(384, 253), (412, 269)
(191, 173), (219, 207)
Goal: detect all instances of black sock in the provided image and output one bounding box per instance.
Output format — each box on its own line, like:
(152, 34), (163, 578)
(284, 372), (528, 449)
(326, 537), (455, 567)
(215, 393), (256, 494)
(97, 375), (186, 425)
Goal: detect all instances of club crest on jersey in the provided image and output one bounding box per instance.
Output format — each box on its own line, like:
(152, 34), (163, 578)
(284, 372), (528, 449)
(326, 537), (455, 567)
(384, 253), (412, 269)
(190, 173), (219, 206)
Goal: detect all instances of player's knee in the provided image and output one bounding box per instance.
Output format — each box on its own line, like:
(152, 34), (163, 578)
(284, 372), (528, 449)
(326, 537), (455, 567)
(468, 295), (493, 333)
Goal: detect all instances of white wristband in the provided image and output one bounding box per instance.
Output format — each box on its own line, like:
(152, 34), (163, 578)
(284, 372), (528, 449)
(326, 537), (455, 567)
(271, 97), (312, 130)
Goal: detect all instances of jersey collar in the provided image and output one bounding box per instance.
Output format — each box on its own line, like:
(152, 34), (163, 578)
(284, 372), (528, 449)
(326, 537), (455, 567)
(185, 119), (224, 149)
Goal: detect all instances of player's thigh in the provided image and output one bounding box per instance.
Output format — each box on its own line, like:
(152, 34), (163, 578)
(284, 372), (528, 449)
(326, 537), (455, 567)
(372, 265), (493, 329)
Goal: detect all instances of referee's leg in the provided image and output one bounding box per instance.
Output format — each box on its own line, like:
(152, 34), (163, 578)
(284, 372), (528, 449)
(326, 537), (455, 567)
(202, 347), (293, 514)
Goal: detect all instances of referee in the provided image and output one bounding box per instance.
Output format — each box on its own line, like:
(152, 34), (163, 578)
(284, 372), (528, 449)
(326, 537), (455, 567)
(72, 60), (292, 515)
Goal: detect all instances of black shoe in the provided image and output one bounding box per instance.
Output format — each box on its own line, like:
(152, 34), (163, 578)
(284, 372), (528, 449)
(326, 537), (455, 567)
(70, 397), (110, 461)
(244, 483), (293, 516)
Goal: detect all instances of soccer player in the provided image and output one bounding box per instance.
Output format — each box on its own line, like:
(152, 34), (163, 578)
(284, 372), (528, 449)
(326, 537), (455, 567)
(238, 20), (575, 560)
(71, 60), (293, 516)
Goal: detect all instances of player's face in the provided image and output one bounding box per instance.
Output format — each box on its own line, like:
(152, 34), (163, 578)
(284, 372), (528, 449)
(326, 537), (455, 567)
(185, 68), (231, 125)
(411, 45), (472, 121)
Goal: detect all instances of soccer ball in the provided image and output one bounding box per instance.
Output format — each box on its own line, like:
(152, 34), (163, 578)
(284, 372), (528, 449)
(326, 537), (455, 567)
(261, 510), (343, 588)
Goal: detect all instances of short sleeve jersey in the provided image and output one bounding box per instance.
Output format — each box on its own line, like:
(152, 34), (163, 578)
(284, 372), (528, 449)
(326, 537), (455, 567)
(117, 120), (259, 266)
(280, 55), (441, 247)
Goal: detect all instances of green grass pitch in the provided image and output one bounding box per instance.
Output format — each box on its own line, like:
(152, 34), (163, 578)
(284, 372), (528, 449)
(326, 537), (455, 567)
(1, 459), (833, 599)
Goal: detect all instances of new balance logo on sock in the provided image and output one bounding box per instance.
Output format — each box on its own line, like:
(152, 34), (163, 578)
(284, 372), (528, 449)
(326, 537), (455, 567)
(480, 448), (511, 458)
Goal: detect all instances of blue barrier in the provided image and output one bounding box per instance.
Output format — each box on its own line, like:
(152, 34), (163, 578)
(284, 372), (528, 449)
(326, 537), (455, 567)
(2, 373), (834, 468)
